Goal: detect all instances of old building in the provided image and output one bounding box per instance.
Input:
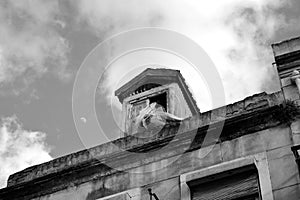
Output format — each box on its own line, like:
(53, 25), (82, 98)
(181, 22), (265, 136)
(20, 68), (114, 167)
(1, 36), (300, 200)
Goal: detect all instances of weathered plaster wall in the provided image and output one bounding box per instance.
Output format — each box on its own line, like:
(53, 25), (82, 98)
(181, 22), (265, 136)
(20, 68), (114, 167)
(168, 83), (192, 118)
(28, 124), (299, 200)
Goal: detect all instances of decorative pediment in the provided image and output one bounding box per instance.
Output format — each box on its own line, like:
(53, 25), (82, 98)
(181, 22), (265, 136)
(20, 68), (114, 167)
(115, 68), (199, 115)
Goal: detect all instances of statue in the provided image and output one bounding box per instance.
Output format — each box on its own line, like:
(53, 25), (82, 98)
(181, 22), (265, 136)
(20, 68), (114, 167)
(134, 102), (184, 133)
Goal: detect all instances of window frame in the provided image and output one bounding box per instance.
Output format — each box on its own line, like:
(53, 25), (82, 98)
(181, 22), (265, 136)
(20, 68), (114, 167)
(122, 85), (170, 135)
(96, 188), (141, 200)
(180, 152), (274, 200)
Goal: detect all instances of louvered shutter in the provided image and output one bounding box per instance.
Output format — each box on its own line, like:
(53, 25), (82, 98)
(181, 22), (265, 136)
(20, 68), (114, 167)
(190, 170), (259, 200)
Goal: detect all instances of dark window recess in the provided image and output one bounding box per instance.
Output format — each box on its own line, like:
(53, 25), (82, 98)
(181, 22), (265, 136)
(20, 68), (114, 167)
(133, 83), (161, 95)
(149, 92), (167, 112)
(189, 167), (260, 200)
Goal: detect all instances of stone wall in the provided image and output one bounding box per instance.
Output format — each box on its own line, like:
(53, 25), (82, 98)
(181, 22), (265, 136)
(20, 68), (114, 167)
(15, 124), (300, 200)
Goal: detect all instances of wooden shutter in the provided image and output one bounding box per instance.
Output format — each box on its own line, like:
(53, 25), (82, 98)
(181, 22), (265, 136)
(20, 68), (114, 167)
(190, 169), (259, 200)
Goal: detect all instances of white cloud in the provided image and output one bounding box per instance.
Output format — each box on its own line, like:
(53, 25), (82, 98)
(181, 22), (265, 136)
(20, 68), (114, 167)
(0, 116), (52, 189)
(0, 0), (71, 92)
(75, 0), (164, 37)
(77, 0), (286, 110)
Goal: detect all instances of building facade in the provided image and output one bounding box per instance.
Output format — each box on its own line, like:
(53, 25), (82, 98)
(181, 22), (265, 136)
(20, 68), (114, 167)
(1, 37), (300, 200)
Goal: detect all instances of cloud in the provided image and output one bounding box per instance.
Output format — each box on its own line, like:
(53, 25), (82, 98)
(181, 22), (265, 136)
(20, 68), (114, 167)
(76, 0), (287, 110)
(74, 0), (164, 37)
(0, 116), (52, 189)
(0, 0), (71, 94)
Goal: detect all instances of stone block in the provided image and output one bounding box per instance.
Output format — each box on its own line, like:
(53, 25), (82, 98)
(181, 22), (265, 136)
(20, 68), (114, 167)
(267, 145), (293, 161)
(260, 127), (292, 150)
(244, 93), (269, 111)
(269, 154), (299, 190)
(188, 116), (201, 130)
(292, 133), (300, 146)
(273, 184), (300, 200)
(220, 138), (242, 162)
(191, 143), (222, 169)
(199, 111), (211, 126)
(281, 77), (292, 87)
(282, 85), (300, 101)
(245, 99), (269, 111)
(291, 120), (300, 134)
(272, 37), (300, 57)
(180, 118), (190, 132)
(227, 101), (244, 116)
(239, 132), (266, 157)
(210, 107), (226, 123)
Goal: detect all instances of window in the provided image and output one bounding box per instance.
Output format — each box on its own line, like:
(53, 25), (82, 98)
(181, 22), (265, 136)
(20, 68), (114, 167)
(188, 166), (261, 200)
(96, 188), (141, 200)
(149, 92), (167, 112)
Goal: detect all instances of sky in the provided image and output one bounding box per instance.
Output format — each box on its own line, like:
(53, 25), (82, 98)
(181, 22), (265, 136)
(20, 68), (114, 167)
(0, 0), (300, 188)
